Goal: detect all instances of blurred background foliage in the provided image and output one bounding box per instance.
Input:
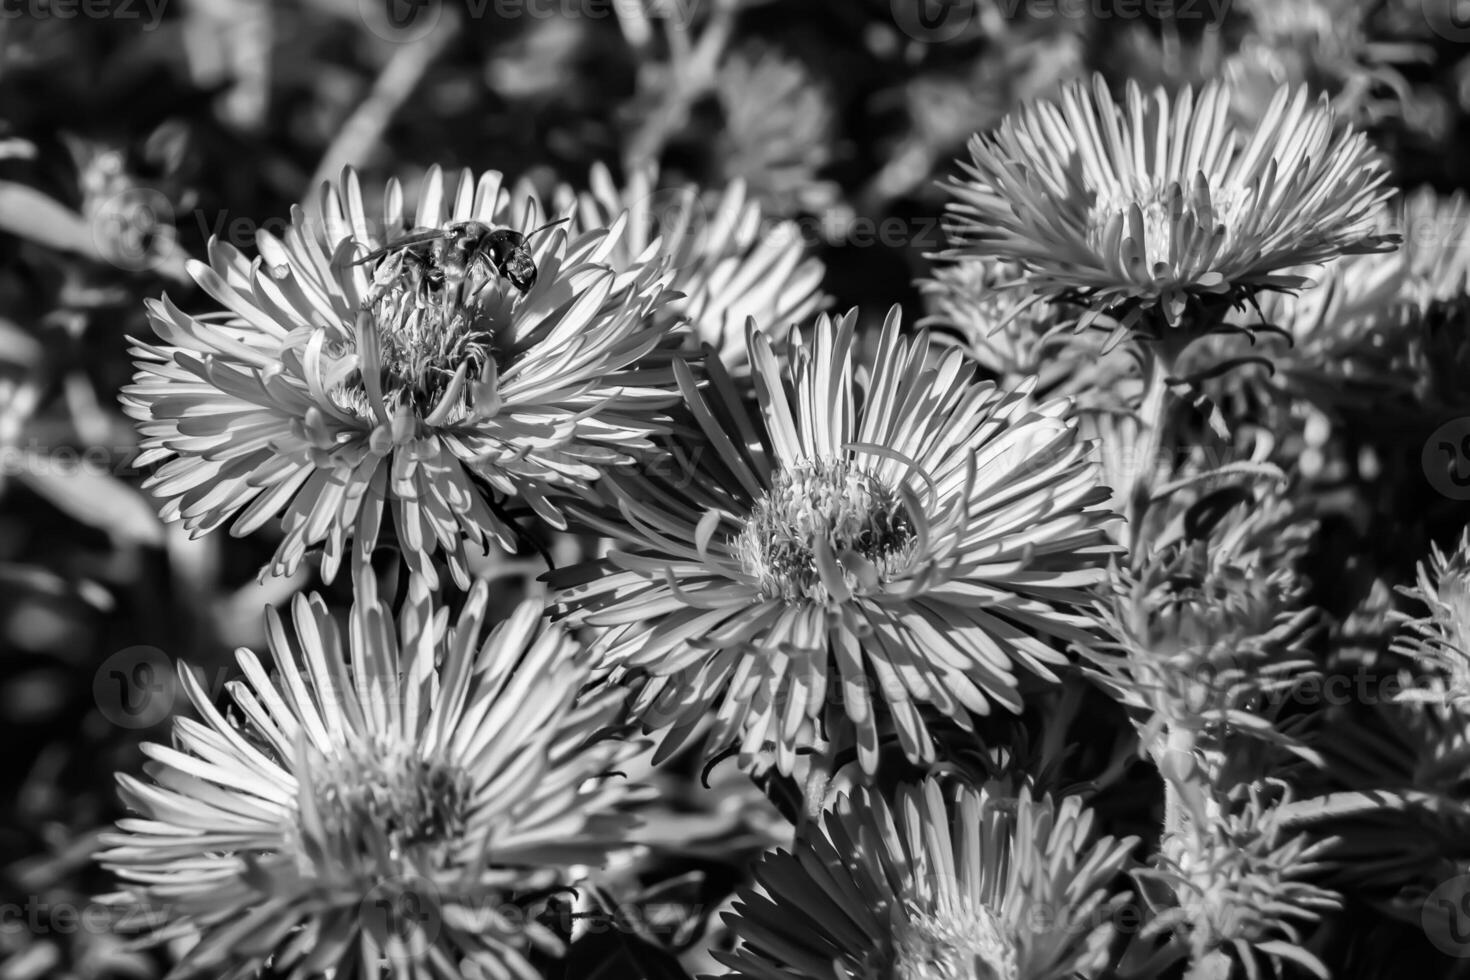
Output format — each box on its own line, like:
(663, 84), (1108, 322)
(4, 0), (1470, 977)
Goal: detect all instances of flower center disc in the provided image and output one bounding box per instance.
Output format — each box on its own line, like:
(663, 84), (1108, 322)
(735, 459), (915, 603)
(333, 256), (504, 418)
(1086, 181), (1248, 277)
(315, 746), (473, 859)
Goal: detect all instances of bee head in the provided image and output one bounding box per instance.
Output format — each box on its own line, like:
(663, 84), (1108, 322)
(485, 230), (536, 292)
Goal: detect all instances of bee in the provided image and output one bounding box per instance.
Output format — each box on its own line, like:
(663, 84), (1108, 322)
(353, 216), (570, 298)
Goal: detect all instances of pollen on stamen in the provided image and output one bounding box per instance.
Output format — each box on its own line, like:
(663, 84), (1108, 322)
(311, 743), (473, 861)
(332, 274), (500, 420)
(1086, 182), (1249, 280)
(733, 458), (917, 604)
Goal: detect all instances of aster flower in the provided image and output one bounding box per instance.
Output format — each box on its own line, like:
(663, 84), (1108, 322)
(96, 573), (643, 980)
(123, 165), (680, 587)
(1177, 188), (1469, 442)
(1391, 527), (1470, 707)
(919, 256), (1070, 388)
(713, 45), (840, 217)
(715, 778), (1136, 980)
(920, 255), (1134, 427)
(1224, 0), (1423, 132)
(1191, 244), (1411, 419)
(1400, 188), (1470, 306)
(550, 307), (1117, 775)
(944, 75), (1395, 331)
(518, 163), (827, 364)
(1400, 190), (1470, 410)
(1085, 481), (1321, 787)
(1139, 780), (1340, 980)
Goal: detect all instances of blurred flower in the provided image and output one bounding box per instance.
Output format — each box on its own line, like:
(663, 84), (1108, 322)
(1400, 189), (1470, 410)
(550, 308), (1117, 775)
(919, 255), (1119, 400)
(1183, 187), (1467, 424)
(523, 163), (828, 364)
(716, 778), (1136, 980)
(1086, 481), (1320, 784)
(1400, 187), (1470, 305)
(124, 166), (680, 587)
(1230, 0), (1371, 96)
(919, 256), (1065, 383)
(97, 573), (642, 980)
(1140, 780), (1339, 979)
(1392, 527), (1470, 706)
(1225, 0), (1426, 131)
(944, 75), (1395, 331)
(862, 32), (1083, 209)
(714, 46), (840, 217)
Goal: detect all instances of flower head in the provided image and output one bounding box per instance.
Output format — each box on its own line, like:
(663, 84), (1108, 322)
(945, 75), (1394, 329)
(919, 256), (1066, 385)
(1392, 527), (1470, 706)
(1140, 780), (1339, 978)
(97, 574), (642, 980)
(716, 778), (1136, 980)
(920, 255), (1122, 406)
(550, 308), (1117, 774)
(1086, 482), (1320, 778)
(523, 164), (828, 364)
(713, 45), (839, 217)
(1182, 188), (1467, 423)
(124, 165), (680, 587)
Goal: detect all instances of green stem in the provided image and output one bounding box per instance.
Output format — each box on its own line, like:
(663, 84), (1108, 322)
(1159, 725), (1198, 852)
(1126, 340), (1175, 552)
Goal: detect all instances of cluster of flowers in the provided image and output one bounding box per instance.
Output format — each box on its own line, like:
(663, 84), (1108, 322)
(96, 75), (1470, 979)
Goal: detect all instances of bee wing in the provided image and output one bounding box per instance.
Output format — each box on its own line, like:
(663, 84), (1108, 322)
(349, 228), (446, 265)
